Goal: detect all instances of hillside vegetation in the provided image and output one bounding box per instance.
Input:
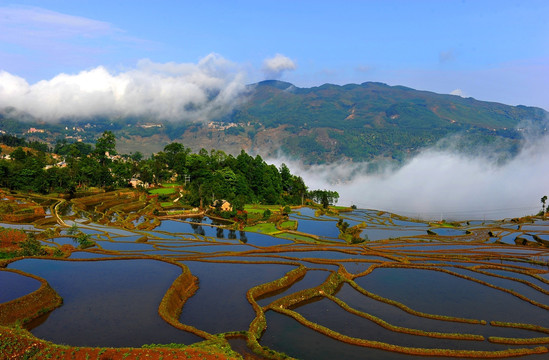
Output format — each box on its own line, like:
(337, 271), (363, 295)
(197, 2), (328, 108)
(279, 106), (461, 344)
(224, 81), (546, 163)
(1, 81), (546, 164)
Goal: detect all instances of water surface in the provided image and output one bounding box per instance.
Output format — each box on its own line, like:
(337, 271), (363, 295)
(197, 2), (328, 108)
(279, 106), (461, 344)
(9, 258), (201, 347)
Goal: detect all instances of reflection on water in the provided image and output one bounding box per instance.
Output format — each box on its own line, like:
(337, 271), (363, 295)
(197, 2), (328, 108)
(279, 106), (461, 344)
(262, 311), (409, 360)
(256, 270), (329, 307)
(180, 262), (295, 333)
(361, 228), (425, 240)
(296, 297), (502, 351)
(428, 228), (467, 236)
(8, 259), (201, 347)
(68, 252), (118, 259)
(292, 218), (340, 238)
(0, 222), (37, 230)
(355, 268), (549, 326)
(2, 206), (549, 359)
(0, 270), (41, 303)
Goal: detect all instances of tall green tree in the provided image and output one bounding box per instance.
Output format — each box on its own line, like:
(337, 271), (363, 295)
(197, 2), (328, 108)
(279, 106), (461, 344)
(94, 131), (116, 165)
(309, 189), (339, 208)
(280, 163), (292, 192)
(11, 147), (26, 162)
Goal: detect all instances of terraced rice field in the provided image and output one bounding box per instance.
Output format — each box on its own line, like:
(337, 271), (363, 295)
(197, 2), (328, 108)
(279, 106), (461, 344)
(1, 192), (548, 359)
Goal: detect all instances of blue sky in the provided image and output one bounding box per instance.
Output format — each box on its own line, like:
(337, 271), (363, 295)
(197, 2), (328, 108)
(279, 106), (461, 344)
(0, 0), (548, 112)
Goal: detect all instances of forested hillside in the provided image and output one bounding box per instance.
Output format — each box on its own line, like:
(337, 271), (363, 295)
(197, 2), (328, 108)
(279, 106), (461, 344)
(1, 81), (546, 164)
(221, 81), (546, 163)
(0, 132), (310, 208)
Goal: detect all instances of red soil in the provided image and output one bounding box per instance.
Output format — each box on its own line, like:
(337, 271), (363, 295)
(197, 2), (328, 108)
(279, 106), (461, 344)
(0, 326), (240, 360)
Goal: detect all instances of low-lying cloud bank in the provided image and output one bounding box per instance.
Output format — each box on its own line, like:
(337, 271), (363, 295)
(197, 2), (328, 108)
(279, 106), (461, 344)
(0, 54), (247, 121)
(273, 132), (549, 220)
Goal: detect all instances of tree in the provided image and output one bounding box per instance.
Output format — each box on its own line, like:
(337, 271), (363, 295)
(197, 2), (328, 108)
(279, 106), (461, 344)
(286, 175), (307, 205)
(337, 219), (350, 233)
(20, 233), (46, 256)
(0, 161), (10, 187)
(54, 140), (92, 157)
(44, 167), (75, 193)
(163, 142), (190, 170)
(11, 147), (26, 162)
(542, 195), (547, 214)
(309, 189), (339, 209)
(280, 163), (292, 192)
(75, 156), (101, 187)
(214, 167), (237, 199)
(137, 161), (154, 184)
(282, 205), (291, 216)
(94, 131), (116, 165)
(151, 152), (170, 184)
(164, 142), (185, 155)
(111, 160), (133, 187)
(130, 151), (143, 162)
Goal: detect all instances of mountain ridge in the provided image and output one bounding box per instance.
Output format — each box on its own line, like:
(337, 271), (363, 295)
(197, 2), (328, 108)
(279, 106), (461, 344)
(1, 80), (546, 164)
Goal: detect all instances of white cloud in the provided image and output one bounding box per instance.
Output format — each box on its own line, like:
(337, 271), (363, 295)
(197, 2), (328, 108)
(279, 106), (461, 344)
(271, 131), (549, 220)
(262, 54), (297, 79)
(0, 54), (248, 121)
(0, 6), (117, 44)
(0, 5), (153, 79)
(450, 88), (467, 97)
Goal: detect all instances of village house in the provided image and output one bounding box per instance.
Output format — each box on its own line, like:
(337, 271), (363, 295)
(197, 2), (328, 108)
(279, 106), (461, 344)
(129, 178), (149, 189)
(211, 199), (233, 212)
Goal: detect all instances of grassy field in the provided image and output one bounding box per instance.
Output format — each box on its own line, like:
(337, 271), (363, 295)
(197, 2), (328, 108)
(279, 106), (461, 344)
(149, 188), (176, 195)
(244, 204), (281, 214)
(280, 220), (297, 229)
(244, 223), (278, 234)
(331, 205), (352, 211)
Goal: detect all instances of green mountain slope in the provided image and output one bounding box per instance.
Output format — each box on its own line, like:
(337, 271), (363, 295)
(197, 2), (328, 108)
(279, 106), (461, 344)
(219, 80), (546, 162)
(1, 81), (546, 164)
(240, 80), (543, 129)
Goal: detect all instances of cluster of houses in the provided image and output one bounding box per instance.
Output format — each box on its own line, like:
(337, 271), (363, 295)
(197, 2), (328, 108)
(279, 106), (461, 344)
(26, 127), (45, 134)
(129, 178), (150, 189)
(207, 121), (239, 131)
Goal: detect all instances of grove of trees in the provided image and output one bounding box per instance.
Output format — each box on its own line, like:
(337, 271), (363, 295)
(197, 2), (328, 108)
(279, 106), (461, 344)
(0, 132), (325, 208)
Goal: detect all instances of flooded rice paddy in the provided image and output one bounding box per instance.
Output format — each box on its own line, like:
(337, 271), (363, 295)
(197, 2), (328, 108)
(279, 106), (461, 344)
(2, 206), (549, 359)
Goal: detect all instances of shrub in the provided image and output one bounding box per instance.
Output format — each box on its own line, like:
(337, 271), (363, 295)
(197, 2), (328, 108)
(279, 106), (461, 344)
(74, 233), (95, 249)
(0, 250), (17, 259)
(20, 233), (46, 256)
(235, 210), (248, 223)
(158, 194), (171, 202)
(351, 237), (365, 244)
(53, 248), (65, 257)
(67, 224), (79, 235)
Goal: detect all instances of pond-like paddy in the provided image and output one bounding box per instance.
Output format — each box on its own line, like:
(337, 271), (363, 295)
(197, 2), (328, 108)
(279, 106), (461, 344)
(0, 270), (41, 303)
(355, 267), (549, 326)
(2, 206), (549, 359)
(8, 259), (201, 347)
